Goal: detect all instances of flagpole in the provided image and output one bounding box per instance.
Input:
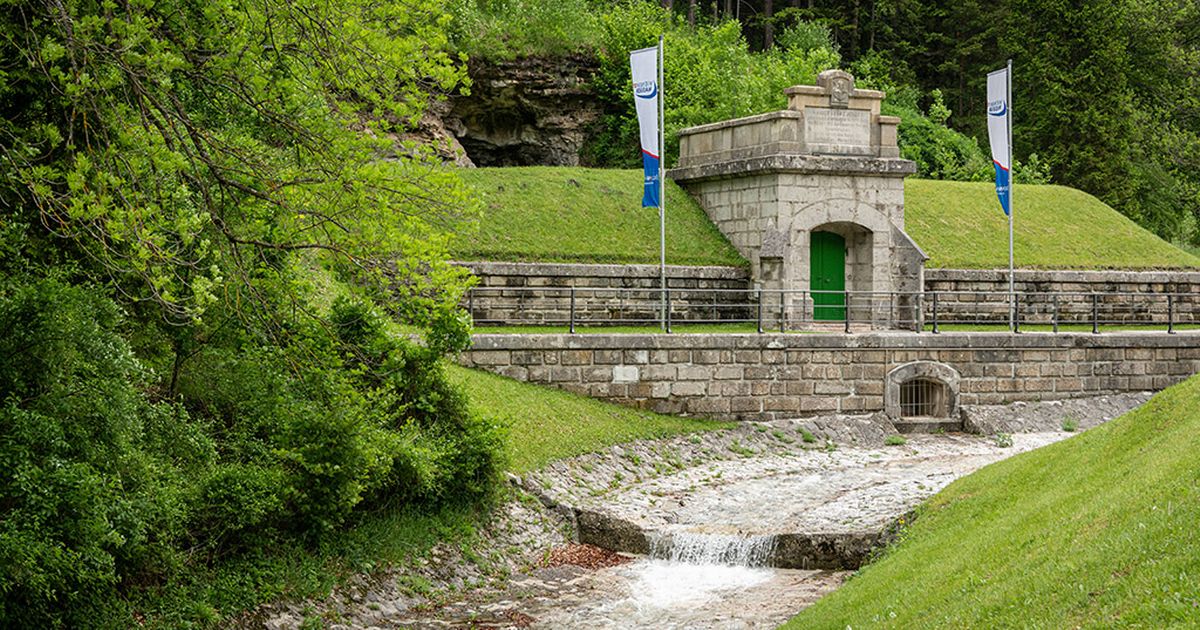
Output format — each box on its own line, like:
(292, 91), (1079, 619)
(1007, 58), (1015, 333)
(659, 35), (667, 331)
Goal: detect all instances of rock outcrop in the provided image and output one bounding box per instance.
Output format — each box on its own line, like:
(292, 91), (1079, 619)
(397, 55), (605, 167)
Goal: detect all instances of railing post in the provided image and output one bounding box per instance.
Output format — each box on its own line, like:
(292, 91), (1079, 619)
(756, 289), (763, 334)
(1092, 293), (1099, 334)
(468, 289), (474, 326)
(932, 292), (940, 334)
(844, 291), (851, 334)
(1169, 294), (1176, 334)
(665, 288), (672, 334)
(569, 286), (576, 334)
(1053, 294), (1059, 334)
(779, 291), (786, 333)
(915, 292), (922, 334)
(1014, 292), (1021, 334)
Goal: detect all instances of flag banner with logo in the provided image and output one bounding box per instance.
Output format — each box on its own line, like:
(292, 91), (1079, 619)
(987, 67), (1012, 216)
(630, 45), (660, 208)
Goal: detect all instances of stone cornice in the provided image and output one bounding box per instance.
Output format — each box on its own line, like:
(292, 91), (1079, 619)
(668, 154), (917, 183)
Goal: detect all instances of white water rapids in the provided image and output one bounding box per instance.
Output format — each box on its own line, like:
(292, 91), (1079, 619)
(649, 531), (778, 567)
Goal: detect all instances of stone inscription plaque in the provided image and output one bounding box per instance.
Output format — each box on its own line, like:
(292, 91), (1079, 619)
(805, 108), (872, 156)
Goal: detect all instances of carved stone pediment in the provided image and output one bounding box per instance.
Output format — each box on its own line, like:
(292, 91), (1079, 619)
(817, 69), (855, 109)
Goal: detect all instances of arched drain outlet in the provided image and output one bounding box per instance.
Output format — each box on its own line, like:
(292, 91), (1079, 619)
(885, 361), (962, 433)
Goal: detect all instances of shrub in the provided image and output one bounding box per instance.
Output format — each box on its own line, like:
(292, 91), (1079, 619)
(587, 6), (840, 167)
(0, 278), (193, 626)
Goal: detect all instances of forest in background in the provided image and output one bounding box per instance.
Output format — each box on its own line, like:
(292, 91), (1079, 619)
(450, 0), (1200, 245)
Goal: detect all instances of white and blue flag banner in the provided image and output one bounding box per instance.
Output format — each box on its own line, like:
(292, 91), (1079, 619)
(630, 45), (660, 208)
(987, 67), (1012, 216)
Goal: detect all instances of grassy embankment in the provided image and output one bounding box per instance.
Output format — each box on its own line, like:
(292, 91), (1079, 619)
(141, 365), (723, 626)
(454, 167), (745, 267)
(453, 167), (1200, 270)
(450, 366), (729, 472)
(785, 374), (1200, 628)
(139, 271), (725, 625)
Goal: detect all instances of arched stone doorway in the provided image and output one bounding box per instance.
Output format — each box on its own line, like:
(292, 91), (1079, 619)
(809, 222), (874, 321)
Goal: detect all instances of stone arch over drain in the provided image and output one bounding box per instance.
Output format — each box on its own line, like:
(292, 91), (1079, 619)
(885, 361), (960, 420)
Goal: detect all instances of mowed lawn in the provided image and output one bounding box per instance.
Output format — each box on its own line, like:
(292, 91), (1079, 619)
(785, 374), (1200, 629)
(447, 365), (730, 472)
(452, 167), (1200, 270)
(905, 179), (1200, 269)
(453, 167), (745, 267)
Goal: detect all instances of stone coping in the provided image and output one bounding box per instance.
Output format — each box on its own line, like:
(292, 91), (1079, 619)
(454, 260), (750, 280)
(926, 268), (1200, 283)
(468, 331), (1200, 351)
(784, 85), (886, 100)
(676, 110), (802, 137)
(669, 154), (917, 183)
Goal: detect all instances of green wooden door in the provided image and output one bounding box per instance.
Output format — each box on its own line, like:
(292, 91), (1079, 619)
(810, 231), (846, 321)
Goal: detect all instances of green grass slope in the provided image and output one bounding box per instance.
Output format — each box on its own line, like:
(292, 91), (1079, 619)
(785, 375), (1200, 629)
(905, 179), (1200, 269)
(453, 167), (1200, 269)
(453, 167), (746, 267)
(449, 365), (729, 472)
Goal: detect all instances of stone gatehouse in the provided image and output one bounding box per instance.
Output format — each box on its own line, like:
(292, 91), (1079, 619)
(669, 70), (926, 327)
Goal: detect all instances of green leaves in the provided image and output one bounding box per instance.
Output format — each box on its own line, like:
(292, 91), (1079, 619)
(4, 0), (473, 328)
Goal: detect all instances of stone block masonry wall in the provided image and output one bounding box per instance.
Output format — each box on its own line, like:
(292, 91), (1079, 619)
(459, 333), (1200, 421)
(458, 261), (753, 326)
(459, 263), (1200, 328)
(925, 269), (1200, 325)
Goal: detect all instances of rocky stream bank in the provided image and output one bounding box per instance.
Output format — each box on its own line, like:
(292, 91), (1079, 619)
(254, 393), (1150, 629)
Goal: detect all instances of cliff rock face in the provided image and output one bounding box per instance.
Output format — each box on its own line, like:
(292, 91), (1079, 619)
(390, 98), (475, 166)
(448, 55), (604, 167)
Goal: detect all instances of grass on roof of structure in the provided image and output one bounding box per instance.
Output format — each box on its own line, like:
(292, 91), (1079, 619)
(784, 373), (1200, 628)
(453, 167), (746, 268)
(452, 167), (1200, 270)
(904, 179), (1200, 269)
(448, 365), (730, 473)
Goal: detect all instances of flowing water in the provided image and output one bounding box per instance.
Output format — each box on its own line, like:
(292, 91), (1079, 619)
(529, 555), (839, 628)
(649, 530), (778, 567)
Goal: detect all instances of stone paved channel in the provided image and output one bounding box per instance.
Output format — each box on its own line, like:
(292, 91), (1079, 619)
(256, 393), (1151, 629)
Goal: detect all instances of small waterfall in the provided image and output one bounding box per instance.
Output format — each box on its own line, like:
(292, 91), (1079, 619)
(649, 531), (777, 567)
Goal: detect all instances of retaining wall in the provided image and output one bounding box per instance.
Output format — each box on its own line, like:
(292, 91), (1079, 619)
(459, 332), (1200, 421)
(923, 269), (1200, 324)
(461, 263), (1200, 327)
(458, 261), (752, 325)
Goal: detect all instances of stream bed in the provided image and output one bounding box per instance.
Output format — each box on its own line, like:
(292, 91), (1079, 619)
(257, 394), (1152, 629)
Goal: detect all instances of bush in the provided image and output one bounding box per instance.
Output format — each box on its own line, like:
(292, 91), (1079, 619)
(447, 0), (601, 59)
(586, 6), (840, 167)
(0, 278), (194, 627)
(0, 272), (502, 626)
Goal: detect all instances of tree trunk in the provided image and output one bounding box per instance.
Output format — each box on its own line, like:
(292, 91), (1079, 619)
(663, 0), (674, 10)
(870, 0), (879, 51)
(851, 0), (861, 59)
(689, 0), (697, 27)
(725, 0), (732, 20)
(764, 0), (775, 49)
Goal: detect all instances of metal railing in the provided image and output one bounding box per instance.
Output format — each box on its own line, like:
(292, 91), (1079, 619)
(464, 285), (1199, 334)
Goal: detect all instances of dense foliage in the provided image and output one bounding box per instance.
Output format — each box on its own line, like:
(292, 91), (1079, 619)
(0, 0), (500, 626)
(449, 2), (1043, 187)
(450, 0), (1200, 243)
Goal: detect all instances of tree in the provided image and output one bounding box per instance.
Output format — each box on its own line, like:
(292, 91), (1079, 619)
(1, 0), (474, 330)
